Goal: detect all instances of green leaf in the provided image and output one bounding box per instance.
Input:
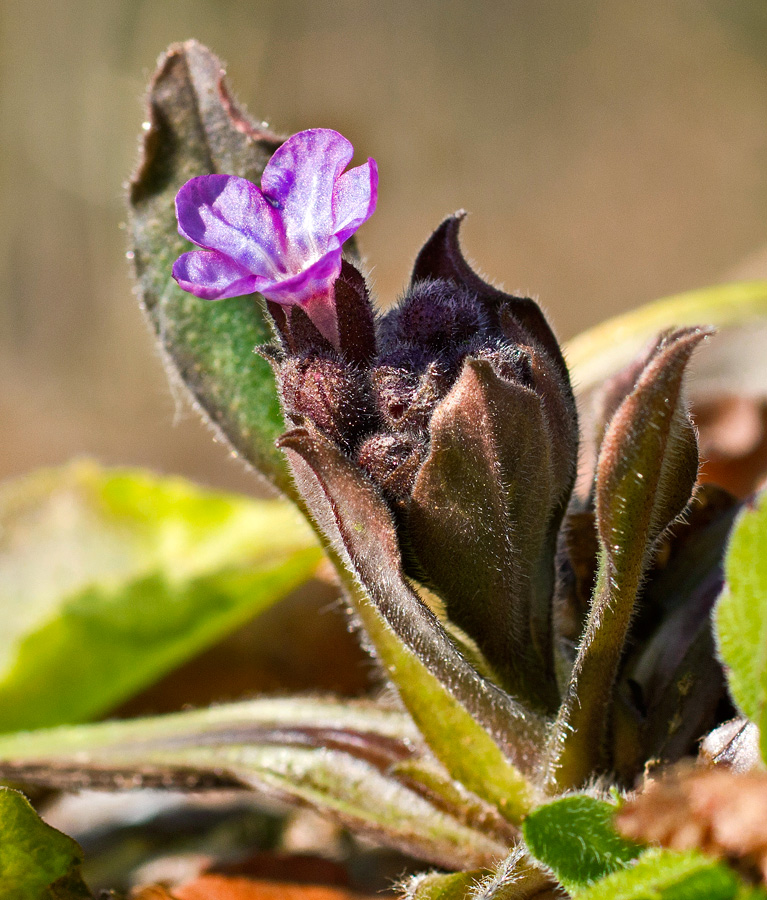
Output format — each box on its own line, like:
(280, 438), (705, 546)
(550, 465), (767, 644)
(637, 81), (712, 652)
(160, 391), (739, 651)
(565, 281), (767, 399)
(573, 849), (743, 900)
(0, 698), (507, 871)
(391, 757), (518, 847)
(715, 490), (767, 760)
(129, 40), (293, 496)
(0, 787), (91, 899)
(522, 796), (642, 892)
(0, 461), (321, 731)
(403, 871), (484, 900)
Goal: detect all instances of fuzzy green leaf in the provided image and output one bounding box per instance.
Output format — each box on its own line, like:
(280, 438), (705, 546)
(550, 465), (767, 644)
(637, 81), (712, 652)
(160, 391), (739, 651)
(522, 796), (642, 892)
(573, 849), (745, 900)
(404, 871), (484, 900)
(0, 462), (321, 731)
(715, 490), (767, 761)
(0, 698), (506, 871)
(0, 787), (91, 899)
(128, 40), (294, 495)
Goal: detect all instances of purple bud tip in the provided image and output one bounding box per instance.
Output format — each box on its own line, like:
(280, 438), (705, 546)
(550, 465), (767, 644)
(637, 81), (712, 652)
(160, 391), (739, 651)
(171, 128), (378, 344)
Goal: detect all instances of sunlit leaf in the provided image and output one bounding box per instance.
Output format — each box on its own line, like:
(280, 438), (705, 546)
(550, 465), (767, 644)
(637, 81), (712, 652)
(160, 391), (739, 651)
(402, 870), (483, 900)
(572, 849), (744, 900)
(565, 281), (767, 400)
(0, 461), (321, 731)
(402, 848), (555, 900)
(522, 796), (641, 892)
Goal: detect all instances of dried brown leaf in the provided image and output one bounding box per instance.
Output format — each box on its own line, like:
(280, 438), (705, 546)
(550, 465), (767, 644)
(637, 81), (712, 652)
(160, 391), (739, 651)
(616, 765), (767, 881)
(160, 874), (373, 900)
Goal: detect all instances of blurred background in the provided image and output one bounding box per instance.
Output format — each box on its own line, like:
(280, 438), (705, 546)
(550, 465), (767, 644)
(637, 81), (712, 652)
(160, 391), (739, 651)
(3, 0), (767, 492)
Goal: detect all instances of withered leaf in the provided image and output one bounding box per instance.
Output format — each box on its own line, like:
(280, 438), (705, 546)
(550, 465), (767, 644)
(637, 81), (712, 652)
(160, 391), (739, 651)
(144, 874), (375, 900)
(616, 765), (767, 883)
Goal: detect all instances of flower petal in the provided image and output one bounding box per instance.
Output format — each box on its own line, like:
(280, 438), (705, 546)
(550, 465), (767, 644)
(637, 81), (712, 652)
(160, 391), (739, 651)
(172, 250), (262, 300)
(260, 244), (343, 307)
(175, 175), (287, 279)
(332, 158), (378, 243)
(261, 130), (354, 261)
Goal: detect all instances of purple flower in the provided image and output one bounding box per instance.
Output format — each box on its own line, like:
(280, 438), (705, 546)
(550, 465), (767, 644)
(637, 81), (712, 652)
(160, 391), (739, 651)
(172, 128), (378, 344)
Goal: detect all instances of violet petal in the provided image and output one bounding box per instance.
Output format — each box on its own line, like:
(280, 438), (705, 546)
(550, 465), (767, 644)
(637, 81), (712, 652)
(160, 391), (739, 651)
(261, 130), (353, 261)
(172, 250), (262, 300)
(260, 245), (344, 306)
(175, 174), (287, 279)
(332, 158), (379, 243)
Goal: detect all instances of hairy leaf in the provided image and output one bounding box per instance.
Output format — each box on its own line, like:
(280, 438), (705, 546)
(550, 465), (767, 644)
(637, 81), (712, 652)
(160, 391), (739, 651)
(392, 758), (519, 846)
(0, 787), (91, 899)
(279, 425), (542, 824)
(548, 329), (709, 789)
(0, 698), (506, 870)
(573, 849), (744, 900)
(0, 462), (321, 731)
(522, 796), (642, 892)
(467, 848), (555, 900)
(129, 40), (293, 495)
(716, 490), (767, 761)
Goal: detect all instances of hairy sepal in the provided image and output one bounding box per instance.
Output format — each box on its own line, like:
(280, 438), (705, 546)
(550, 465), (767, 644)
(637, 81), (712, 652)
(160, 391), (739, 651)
(279, 424), (542, 823)
(409, 358), (570, 712)
(547, 328), (711, 789)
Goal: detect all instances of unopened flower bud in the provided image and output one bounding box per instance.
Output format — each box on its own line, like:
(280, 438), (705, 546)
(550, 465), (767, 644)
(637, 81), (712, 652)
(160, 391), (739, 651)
(266, 211), (577, 713)
(370, 363), (450, 433)
(279, 356), (374, 452)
